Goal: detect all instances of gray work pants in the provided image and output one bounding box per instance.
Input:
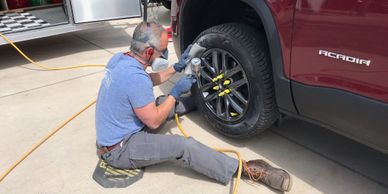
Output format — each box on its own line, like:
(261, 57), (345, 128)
(101, 131), (239, 184)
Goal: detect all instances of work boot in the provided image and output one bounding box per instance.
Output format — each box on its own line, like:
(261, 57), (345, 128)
(242, 159), (292, 192)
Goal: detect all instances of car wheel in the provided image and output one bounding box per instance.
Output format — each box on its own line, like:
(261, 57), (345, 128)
(191, 23), (279, 138)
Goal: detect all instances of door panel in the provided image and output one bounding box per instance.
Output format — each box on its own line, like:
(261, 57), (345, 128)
(70, 0), (141, 23)
(290, 0), (388, 153)
(291, 0), (388, 103)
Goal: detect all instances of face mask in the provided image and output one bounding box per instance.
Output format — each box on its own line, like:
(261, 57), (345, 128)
(151, 57), (169, 71)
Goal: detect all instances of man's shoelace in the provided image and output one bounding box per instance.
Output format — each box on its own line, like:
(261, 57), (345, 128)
(242, 161), (266, 182)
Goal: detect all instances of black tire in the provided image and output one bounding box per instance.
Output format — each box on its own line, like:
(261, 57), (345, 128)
(161, 0), (171, 9)
(192, 23), (279, 138)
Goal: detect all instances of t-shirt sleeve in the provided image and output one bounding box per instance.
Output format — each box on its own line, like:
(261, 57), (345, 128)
(126, 73), (155, 108)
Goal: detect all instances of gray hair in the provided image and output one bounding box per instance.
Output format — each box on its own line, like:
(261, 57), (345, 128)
(130, 22), (166, 53)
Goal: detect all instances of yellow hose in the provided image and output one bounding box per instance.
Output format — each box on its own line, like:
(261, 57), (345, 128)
(0, 100), (96, 182)
(0, 33), (105, 70)
(175, 114), (243, 194)
(0, 32), (105, 183)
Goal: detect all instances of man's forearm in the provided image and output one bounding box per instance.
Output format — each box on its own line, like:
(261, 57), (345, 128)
(134, 96), (177, 130)
(149, 66), (176, 85)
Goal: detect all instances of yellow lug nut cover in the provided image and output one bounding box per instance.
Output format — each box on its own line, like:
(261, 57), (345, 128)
(223, 80), (231, 85)
(230, 112), (239, 117)
(212, 74), (225, 82)
(218, 89), (231, 97)
(213, 86), (220, 90)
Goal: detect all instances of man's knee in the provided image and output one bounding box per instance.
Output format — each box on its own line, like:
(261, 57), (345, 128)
(167, 135), (195, 158)
(179, 137), (200, 155)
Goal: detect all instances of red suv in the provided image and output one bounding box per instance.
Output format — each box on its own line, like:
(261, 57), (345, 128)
(171, 0), (388, 154)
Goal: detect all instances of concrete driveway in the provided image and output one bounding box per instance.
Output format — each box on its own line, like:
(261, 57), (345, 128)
(1, 7), (387, 194)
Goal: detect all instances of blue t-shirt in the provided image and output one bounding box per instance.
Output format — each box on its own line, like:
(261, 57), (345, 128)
(96, 53), (155, 146)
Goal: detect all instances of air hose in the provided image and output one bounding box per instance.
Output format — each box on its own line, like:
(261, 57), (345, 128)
(0, 32), (243, 194)
(0, 33), (105, 70)
(175, 114), (243, 194)
(0, 100), (97, 182)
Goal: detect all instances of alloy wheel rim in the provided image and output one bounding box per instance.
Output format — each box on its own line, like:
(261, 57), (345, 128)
(197, 48), (250, 122)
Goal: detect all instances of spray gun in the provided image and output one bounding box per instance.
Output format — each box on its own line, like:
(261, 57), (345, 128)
(184, 43), (206, 77)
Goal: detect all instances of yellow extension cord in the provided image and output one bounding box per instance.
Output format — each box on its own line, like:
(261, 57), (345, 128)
(0, 32), (243, 194)
(175, 114), (243, 194)
(0, 33), (105, 70)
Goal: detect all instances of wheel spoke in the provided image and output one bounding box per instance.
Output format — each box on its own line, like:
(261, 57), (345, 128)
(200, 82), (216, 92)
(224, 96), (231, 120)
(221, 52), (227, 72)
(231, 89), (248, 105)
(212, 51), (219, 74)
(200, 68), (213, 82)
(202, 59), (216, 75)
(228, 78), (247, 89)
(216, 97), (222, 116)
(204, 92), (218, 102)
(225, 66), (242, 78)
(226, 95), (244, 114)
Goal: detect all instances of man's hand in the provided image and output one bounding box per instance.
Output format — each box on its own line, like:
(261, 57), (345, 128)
(173, 44), (193, 72)
(170, 76), (196, 100)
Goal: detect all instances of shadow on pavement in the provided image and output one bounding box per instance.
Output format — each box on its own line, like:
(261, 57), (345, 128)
(182, 111), (388, 193)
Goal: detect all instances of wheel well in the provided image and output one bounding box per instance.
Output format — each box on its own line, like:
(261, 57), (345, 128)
(181, 0), (264, 48)
(180, 0), (298, 115)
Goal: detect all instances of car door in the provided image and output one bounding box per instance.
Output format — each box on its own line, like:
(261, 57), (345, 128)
(70, 0), (142, 23)
(290, 0), (388, 153)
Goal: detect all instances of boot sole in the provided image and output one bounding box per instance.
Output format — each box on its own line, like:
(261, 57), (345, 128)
(284, 170), (293, 192)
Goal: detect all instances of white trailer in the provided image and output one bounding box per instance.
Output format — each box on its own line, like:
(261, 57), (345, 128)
(0, 0), (142, 45)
